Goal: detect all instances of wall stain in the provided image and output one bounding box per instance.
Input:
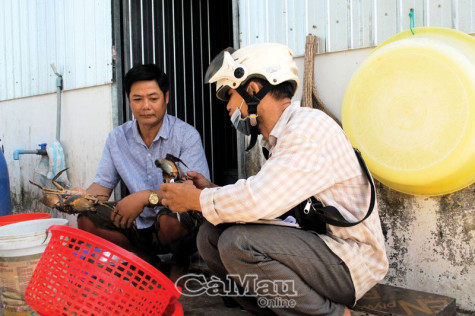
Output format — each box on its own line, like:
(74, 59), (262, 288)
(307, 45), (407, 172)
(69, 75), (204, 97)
(376, 181), (474, 310)
(376, 181), (417, 283)
(434, 184), (475, 266)
(10, 175), (53, 216)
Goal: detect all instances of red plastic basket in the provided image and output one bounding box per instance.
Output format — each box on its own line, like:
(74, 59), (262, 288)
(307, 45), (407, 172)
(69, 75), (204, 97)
(25, 225), (183, 315)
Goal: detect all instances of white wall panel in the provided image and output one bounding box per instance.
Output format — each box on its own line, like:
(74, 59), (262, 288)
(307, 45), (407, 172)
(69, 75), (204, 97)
(36, 0), (50, 95)
(311, 0), (328, 53)
(374, 1), (398, 44)
(0, 0), (112, 101)
(29, 1), (41, 96)
(238, 0), (475, 56)
(456, 0), (474, 30)
(267, 0), (287, 44)
(349, 0), (373, 49)
(425, 0), (452, 27)
(327, 0), (350, 52)
(286, 0), (307, 53)
(12, 0), (22, 98)
(3, 0), (15, 99)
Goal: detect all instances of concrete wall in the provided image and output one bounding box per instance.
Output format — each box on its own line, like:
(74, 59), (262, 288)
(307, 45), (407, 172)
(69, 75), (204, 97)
(0, 84), (113, 226)
(246, 47), (474, 311)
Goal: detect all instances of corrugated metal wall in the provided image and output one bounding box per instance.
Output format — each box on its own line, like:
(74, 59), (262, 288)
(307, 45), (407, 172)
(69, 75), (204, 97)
(0, 0), (113, 101)
(2, 0), (473, 100)
(238, 0), (475, 56)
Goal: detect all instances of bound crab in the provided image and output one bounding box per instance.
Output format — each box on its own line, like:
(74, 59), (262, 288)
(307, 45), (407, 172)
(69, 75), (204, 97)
(30, 169), (116, 214)
(155, 153), (188, 183)
(32, 154), (187, 214)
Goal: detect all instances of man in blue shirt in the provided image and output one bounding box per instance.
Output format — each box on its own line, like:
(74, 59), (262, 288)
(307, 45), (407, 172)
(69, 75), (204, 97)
(77, 64), (209, 277)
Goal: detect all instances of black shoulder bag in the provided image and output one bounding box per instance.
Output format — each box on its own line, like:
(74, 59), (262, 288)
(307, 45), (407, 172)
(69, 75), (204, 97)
(284, 148), (376, 234)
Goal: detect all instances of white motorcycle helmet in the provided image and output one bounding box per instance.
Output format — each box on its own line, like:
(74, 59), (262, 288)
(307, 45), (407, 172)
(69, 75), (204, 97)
(205, 43), (299, 101)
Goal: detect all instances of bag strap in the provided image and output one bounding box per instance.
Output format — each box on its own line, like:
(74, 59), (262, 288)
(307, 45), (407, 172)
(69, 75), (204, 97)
(306, 148), (376, 227)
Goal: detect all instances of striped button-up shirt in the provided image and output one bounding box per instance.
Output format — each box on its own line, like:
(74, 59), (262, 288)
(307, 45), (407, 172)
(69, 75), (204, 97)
(94, 114), (210, 229)
(200, 101), (388, 300)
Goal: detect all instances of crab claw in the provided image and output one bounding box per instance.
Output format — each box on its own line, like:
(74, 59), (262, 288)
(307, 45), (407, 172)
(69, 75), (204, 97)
(51, 168), (69, 190)
(165, 154), (188, 168)
(155, 158), (179, 183)
(40, 194), (61, 208)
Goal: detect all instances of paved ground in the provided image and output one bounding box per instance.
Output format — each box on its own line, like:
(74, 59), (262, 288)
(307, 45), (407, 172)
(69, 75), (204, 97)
(177, 254), (370, 315)
(176, 254), (474, 316)
(180, 293), (474, 316)
(180, 293), (368, 315)
(2, 252), (472, 316)
(179, 292), (370, 316)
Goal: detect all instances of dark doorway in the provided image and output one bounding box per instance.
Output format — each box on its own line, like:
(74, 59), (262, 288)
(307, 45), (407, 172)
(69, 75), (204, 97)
(113, 0), (236, 186)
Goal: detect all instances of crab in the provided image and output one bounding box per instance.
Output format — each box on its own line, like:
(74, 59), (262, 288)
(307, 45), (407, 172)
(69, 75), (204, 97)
(154, 153), (188, 183)
(30, 168), (116, 214)
(31, 154), (188, 214)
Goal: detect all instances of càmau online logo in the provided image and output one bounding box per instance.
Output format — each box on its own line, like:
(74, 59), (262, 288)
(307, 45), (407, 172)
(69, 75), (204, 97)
(176, 273), (298, 298)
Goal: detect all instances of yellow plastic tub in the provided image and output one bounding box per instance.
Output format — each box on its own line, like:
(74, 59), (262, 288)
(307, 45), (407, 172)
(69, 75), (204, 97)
(342, 27), (475, 196)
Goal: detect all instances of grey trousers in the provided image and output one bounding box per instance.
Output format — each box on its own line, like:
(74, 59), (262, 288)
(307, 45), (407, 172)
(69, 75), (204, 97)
(196, 222), (355, 316)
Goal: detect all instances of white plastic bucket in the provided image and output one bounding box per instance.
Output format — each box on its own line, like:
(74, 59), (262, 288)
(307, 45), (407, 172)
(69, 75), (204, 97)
(0, 218), (69, 315)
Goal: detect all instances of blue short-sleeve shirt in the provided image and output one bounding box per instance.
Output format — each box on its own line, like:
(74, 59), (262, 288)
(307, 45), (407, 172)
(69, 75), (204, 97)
(94, 114), (210, 228)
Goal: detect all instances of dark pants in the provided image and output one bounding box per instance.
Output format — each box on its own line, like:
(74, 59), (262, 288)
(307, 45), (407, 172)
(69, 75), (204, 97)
(197, 222), (355, 315)
(78, 205), (203, 263)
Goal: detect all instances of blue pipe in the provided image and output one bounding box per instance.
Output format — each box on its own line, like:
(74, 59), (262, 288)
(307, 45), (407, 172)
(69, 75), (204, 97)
(13, 143), (47, 160)
(0, 149), (12, 215)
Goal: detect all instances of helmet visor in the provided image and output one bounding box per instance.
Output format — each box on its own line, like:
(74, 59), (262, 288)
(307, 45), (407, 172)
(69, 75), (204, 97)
(204, 47), (236, 83)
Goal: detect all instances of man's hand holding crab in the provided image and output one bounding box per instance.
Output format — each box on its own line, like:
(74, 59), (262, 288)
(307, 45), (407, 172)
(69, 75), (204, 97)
(161, 171), (215, 213)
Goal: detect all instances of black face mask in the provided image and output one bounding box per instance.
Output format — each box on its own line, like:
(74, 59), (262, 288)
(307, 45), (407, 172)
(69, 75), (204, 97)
(235, 82), (273, 151)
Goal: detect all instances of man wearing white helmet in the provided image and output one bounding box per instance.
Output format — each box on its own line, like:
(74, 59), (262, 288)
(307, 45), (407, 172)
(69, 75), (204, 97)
(161, 43), (388, 315)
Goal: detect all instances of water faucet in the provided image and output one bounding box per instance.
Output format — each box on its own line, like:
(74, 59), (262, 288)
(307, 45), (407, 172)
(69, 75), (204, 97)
(13, 143), (48, 160)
